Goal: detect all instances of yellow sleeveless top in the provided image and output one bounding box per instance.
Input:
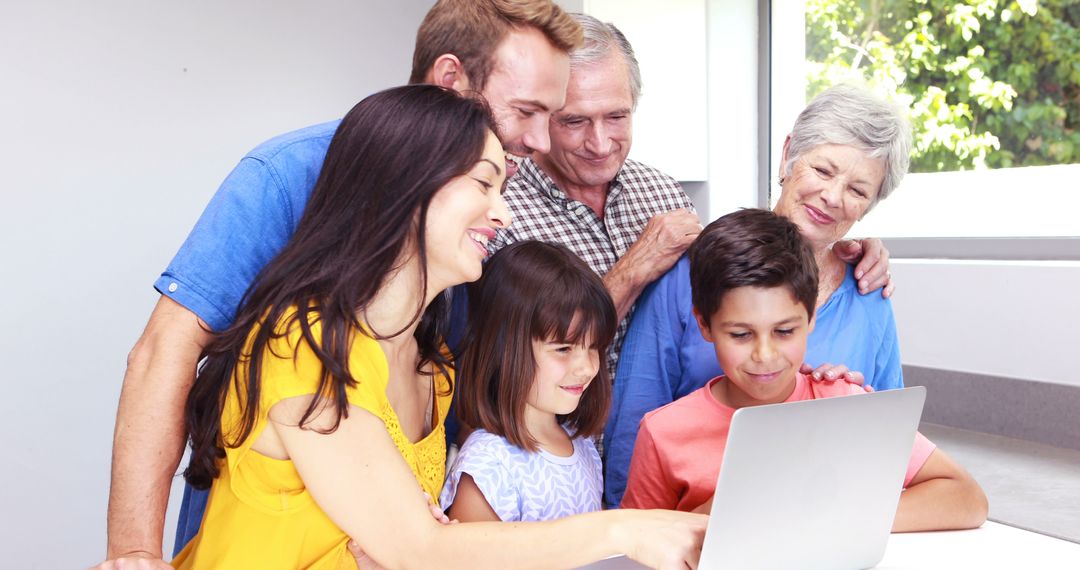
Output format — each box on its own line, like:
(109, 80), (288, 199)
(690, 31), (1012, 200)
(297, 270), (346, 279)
(172, 311), (452, 569)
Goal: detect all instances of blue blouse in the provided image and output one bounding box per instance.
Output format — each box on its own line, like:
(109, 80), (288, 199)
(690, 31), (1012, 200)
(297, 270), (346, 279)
(603, 255), (903, 506)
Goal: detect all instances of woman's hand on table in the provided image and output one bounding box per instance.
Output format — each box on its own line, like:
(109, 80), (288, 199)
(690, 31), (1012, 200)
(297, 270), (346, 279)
(613, 509), (709, 570)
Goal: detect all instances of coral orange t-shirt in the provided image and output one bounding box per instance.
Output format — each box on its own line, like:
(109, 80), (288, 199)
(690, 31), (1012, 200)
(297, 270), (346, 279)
(621, 373), (935, 512)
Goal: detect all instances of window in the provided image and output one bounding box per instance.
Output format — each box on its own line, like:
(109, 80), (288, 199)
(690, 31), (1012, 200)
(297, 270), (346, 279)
(770, 0), (1080, 242)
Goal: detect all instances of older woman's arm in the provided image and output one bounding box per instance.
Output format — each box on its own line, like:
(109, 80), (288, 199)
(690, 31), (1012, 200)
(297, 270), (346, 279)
(272, 396), (707, 570)
(834, 238), (895, 297)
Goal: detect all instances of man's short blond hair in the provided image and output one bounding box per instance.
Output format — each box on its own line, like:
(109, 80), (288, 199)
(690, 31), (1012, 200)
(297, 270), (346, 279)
(410, 0), (583, 90)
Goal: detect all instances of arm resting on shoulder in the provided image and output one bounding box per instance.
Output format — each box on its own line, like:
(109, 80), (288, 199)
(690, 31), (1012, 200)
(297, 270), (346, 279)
(106, 296), (213, 561)
(892, 448), (988, 532)
(603, 210), (700, 321)
(272, 396), (707, 570)
(834, 238), (895, 297)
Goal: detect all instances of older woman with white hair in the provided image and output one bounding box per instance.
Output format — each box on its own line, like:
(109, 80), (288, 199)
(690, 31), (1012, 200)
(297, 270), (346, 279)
(603, 84), (914, 507)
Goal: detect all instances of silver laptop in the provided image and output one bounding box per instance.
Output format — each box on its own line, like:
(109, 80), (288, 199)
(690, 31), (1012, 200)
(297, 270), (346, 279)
(579, 386), (926, 570)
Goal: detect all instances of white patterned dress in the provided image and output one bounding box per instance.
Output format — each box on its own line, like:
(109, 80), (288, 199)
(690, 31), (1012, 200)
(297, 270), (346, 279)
(439, 428), (603, 521)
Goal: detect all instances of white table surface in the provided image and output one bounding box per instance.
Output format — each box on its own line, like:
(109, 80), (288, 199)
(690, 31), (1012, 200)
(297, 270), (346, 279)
(577, 521), (1079, 569)
(877, 521), (1080, 569)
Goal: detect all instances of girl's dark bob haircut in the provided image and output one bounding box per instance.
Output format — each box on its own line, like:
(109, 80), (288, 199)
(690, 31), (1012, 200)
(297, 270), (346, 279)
(456, 240), (617, 451)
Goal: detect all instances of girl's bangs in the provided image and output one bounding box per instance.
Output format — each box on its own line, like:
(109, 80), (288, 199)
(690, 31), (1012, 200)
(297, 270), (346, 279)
(531, 277), (616, 350)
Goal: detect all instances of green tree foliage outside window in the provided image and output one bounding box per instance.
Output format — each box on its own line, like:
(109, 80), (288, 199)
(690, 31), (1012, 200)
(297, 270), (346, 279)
(806, 0), (1079, 172)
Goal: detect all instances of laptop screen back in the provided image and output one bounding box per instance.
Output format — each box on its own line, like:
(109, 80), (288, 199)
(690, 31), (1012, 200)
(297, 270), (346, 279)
(699, 386), (926, 569)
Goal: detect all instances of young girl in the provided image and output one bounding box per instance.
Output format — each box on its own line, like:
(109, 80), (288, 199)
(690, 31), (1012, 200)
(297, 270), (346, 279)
(441, 240), (616, 522)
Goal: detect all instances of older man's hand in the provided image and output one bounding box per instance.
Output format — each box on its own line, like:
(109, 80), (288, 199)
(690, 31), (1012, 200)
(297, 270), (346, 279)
(604, 209), (702, 320)
(834, 238), (895, 298)
(630, 209), (703, 280)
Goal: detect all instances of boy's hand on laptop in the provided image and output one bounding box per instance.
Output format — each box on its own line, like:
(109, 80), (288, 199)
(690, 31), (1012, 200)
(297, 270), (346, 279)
(801, 362), (864, 386)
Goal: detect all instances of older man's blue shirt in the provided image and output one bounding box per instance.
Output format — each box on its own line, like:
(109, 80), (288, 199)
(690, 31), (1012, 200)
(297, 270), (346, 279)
(603, 255), (903, 507)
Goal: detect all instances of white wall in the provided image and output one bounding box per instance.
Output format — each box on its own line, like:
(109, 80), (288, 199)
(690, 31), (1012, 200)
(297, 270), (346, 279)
(598, 0), (761, 218)
(0, 1), (432, 567)
(891, 260), (1080, 387)
(585, 0), (709, 182)
(702, 0), (763, 220)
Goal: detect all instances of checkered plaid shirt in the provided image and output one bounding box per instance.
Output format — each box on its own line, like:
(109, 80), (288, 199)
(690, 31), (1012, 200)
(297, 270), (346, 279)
(489, 157), (695, 373)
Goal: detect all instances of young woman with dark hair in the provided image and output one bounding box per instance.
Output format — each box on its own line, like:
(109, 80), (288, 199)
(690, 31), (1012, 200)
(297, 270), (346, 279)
(172, 85), (705, 569)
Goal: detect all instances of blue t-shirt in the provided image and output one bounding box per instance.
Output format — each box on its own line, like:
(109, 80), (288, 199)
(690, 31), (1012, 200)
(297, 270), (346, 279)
(162, 121), (338, 554)
(155, 120), (340, 331)
(440, 429), (603, 521)
(603, 255), (903, 507)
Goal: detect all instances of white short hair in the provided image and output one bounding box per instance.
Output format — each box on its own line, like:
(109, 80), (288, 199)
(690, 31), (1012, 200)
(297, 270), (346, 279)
(570, 13), (642, 108)
(785, 84), (912, 204)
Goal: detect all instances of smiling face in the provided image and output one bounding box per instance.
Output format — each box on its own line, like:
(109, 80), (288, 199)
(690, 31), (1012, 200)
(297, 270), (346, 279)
(773, 142), (886, 251)
(537, 50), (634, 196)
(524, 335), (601, 425)
(695, 285), (813, 409)
(424, 131), (510, 290)
(480, 26), (571, 179)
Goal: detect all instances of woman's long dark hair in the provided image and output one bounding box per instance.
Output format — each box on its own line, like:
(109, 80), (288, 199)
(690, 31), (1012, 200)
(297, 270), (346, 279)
(184, 85), (496, 489)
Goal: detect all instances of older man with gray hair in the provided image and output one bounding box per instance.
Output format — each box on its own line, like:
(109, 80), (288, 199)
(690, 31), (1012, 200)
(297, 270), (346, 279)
(490, 13), (701, 372)
(491, 13), (895, 374)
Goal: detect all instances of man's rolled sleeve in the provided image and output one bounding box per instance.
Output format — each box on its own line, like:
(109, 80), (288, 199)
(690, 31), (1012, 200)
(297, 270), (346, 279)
(155, 157), (295, 331)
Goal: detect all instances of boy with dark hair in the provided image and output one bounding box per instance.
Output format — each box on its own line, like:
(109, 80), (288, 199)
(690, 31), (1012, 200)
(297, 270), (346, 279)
(622, 209), (988, 532)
